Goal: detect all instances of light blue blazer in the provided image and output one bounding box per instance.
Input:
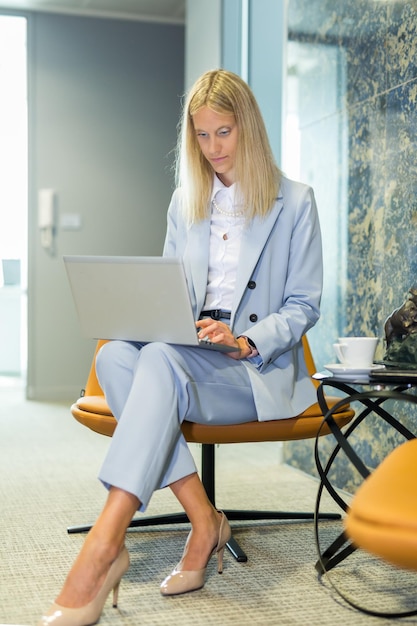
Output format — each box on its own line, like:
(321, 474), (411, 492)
(163, 176), (323, 421)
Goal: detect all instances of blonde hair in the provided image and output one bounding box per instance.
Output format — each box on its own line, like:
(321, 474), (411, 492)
(176, 69), (281, 223)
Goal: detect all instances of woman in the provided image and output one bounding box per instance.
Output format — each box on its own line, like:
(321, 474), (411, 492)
(39, 69), (322, 626)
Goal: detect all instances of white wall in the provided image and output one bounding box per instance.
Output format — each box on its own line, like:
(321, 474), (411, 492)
(185, 0), (221, 89)
(27, 13), (184, 399)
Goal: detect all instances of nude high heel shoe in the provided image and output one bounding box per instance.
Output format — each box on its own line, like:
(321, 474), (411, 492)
(160, 511), (231, 596)
(38, 546), (130, 626)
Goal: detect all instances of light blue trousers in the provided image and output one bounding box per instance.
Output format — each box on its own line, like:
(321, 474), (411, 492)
(96, 340), (257, 512)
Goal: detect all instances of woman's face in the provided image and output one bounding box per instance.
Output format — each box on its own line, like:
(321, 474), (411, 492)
(192, 106), (238, 187)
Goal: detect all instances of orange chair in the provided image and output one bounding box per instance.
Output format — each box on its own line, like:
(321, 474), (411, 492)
(345, 438), (417, 571)
(69, 336), (354, 561)
(334, 438), (417, 618)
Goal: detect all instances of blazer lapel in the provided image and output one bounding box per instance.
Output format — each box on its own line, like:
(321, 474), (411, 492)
(185, 219), (211, 315)
(232, 198), (283, 317)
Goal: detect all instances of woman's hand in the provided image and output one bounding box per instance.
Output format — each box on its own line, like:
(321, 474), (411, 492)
(195, 319), (251, 360)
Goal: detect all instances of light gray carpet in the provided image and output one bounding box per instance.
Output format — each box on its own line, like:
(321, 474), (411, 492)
(1, 382), (417, 626)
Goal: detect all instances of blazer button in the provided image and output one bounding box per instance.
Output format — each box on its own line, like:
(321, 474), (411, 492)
(249, 314), (258, 322)
(248, 280), (256, 290)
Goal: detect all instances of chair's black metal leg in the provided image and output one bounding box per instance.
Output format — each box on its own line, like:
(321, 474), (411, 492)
(68, 522), (94, 534)
(201, 443), (215, 504)
(127, 513), (189, 527)
(223, 509), (340, 522)
(226, 536), (248, 562)
(67, 512), (189, 534)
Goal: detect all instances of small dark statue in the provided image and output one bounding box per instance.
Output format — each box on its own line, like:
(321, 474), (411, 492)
(384, 286), (417, 367)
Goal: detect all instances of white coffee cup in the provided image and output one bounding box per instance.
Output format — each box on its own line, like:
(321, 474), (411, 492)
(333, 337), (378, 368)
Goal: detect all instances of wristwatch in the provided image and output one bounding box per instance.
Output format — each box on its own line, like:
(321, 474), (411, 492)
(237, 335), (258, 358)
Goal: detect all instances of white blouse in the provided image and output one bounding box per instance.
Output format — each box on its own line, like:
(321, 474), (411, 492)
(203, 177), (245, 312)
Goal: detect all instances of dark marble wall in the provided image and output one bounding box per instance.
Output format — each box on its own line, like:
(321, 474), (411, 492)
(283, 0), (417, 491)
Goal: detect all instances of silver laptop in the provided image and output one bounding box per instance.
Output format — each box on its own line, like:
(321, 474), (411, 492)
(63, 255), (237, 353)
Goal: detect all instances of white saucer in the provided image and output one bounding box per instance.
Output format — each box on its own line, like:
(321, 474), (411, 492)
(324, 363), (385, 377)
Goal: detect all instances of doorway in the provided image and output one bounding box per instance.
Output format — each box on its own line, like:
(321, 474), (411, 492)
(0, 14), (28, 383)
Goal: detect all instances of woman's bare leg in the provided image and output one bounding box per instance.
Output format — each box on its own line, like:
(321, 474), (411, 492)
(55, 487), (139, 609)
(169, 472), (224, 570)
